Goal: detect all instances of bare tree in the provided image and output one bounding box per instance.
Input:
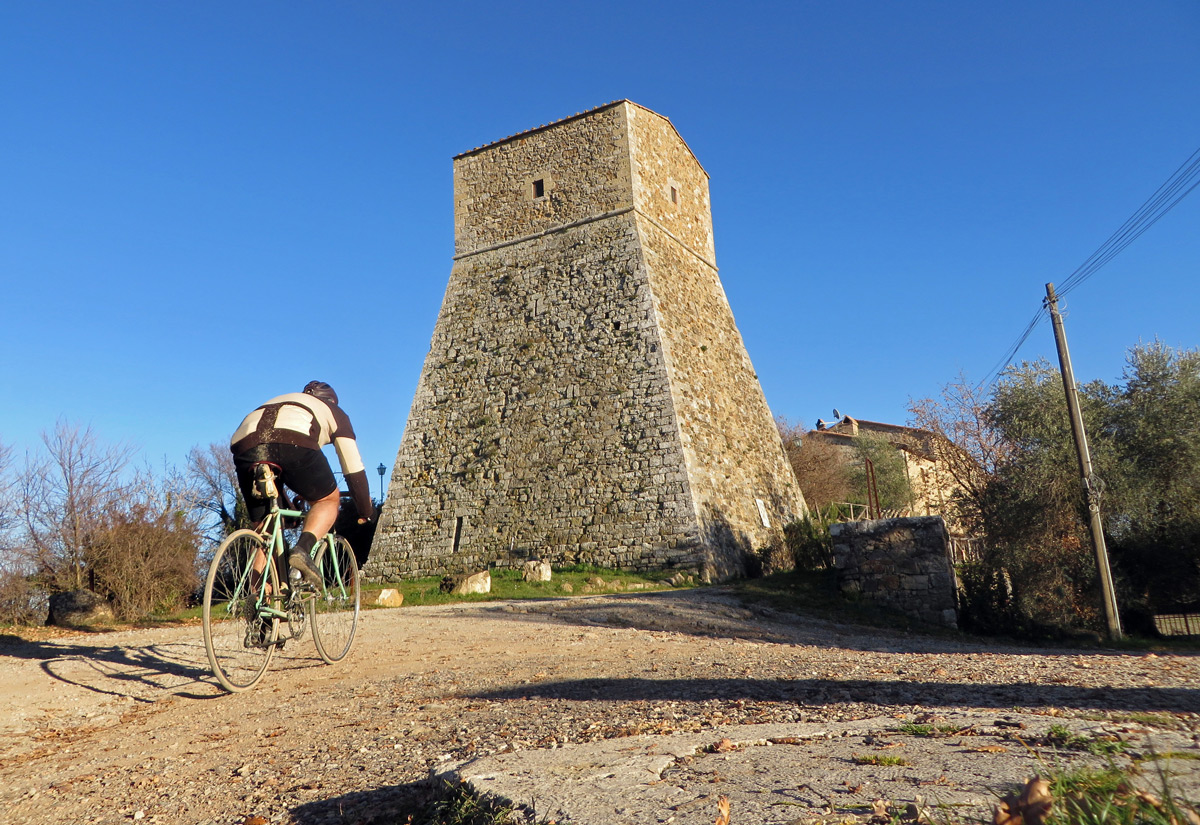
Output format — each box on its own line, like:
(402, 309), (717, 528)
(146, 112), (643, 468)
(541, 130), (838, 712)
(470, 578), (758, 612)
(0, 440), (12, 530)
(0, 441), (45, 624)
(0, 440), (16, 546)
(18, 421), (134, 593)
(775, 417), (851, 513)
(908, 372), (1002, 534)
(185, 442), (245, 544)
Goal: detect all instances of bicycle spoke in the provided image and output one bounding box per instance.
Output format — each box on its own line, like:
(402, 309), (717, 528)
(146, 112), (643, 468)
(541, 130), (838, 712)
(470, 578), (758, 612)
(203, 530), (277, 691)
(310, 535), (360, 664)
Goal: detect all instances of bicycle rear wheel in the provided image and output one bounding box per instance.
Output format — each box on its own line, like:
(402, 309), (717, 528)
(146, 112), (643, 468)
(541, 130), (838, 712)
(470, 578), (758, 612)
(203, 529), (278, 692)
(310, 535), (360, 663)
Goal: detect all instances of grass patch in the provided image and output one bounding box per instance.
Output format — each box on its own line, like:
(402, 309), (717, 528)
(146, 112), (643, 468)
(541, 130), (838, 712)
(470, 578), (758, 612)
(852, 753), (908, 767)
(404, 779), (523, 825)
(1035, 763), (1199, 825)
(1137, 751), (1200, 763)
(364, 566), (680, 608)
(1121, 713), (1192, 731)
(1044, 724), (1129, 756)
(732, 570), (1200, 649)
(896, 721), (936, 737)
(402, 778), (567, 825)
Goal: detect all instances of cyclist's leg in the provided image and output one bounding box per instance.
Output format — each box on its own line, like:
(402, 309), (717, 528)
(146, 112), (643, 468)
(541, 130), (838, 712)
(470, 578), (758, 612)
(270, 445), (340, 586)
(232, 446), (279, 527)
(302, 489), (340, 540)
(249, 541), (271, 595)
(287, 489), (338, 587)
(232, 448), (283, 594)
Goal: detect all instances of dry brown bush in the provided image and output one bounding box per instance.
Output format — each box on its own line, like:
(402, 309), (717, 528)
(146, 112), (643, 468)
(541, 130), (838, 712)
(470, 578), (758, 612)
(776, 417), (851, 510)
(87, 495), (203, 621)
(0, 567), (46, 626)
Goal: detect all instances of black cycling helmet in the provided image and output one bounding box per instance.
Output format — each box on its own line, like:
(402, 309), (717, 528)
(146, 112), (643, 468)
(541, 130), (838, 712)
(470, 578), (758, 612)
(303, 380), (338, 406)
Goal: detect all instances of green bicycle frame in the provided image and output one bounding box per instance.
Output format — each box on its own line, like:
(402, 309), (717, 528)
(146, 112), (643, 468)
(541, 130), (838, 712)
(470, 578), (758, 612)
(221, 503), (348, 625)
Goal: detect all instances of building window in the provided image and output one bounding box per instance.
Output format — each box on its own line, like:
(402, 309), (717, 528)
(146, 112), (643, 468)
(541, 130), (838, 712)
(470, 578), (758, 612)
(532, 179), (545, 199)
(452, 516), (465, 553)
(670, 186), (678, 204)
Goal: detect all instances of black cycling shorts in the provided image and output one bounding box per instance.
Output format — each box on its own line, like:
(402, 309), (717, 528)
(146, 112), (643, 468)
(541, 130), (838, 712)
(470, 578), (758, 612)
(233, 443), (338, 523)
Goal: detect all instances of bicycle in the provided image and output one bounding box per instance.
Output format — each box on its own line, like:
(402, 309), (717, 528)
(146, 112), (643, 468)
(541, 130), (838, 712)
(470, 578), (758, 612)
(202, 463), (361, 692)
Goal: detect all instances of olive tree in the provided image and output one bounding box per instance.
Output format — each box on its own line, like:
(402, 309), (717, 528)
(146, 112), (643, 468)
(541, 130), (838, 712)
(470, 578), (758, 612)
(1097, 342), (1200, 623)
(917, 342), (1200, 636)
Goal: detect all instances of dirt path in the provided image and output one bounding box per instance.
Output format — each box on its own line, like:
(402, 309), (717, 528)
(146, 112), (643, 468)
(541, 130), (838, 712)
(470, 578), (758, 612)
(1, 589), (1198, 824)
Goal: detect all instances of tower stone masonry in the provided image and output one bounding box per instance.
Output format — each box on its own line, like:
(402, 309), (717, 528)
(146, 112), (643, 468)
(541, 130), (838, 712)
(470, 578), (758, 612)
(365, 100), (805, 582)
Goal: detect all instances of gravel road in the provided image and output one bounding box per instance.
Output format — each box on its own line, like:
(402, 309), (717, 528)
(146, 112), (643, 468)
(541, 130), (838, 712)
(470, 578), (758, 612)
(1, 588), (1198, 824)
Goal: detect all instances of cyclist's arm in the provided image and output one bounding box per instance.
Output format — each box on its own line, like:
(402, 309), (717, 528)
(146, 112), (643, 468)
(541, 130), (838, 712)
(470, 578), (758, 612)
(318, 400), (376, 523)
(333, 435), (375, 522)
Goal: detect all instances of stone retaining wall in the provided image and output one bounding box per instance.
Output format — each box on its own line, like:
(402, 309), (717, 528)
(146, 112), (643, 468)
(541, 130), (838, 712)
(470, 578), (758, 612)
(830, 516), (958, 628)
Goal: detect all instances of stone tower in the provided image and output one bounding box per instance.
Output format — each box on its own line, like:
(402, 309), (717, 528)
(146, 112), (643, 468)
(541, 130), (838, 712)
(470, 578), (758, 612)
(366, 101), (804, 582)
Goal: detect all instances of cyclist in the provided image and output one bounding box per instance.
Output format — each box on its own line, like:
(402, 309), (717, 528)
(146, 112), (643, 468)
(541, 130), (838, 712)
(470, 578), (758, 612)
(230, 381), (376, 588)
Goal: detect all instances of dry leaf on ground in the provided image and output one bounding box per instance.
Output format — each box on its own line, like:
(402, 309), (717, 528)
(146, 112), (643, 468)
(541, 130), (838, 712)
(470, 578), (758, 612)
(715, 794), (730, 825)
(994, 777), (1053, 825)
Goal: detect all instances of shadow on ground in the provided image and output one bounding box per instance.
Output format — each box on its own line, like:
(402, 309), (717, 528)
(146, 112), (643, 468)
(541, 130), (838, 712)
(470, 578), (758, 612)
(290, 775), (452, 825)
(468, 675), (1200, 713)
(0, 630), (323, 701)
(454, 588), (1199, 660)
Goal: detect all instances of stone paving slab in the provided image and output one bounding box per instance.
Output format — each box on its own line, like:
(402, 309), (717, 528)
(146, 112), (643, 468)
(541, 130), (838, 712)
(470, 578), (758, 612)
(440, 712), (1200, 824)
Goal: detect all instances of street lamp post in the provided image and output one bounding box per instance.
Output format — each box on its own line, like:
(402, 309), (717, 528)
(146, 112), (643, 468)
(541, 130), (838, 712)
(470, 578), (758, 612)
(376, 463), (386, 502)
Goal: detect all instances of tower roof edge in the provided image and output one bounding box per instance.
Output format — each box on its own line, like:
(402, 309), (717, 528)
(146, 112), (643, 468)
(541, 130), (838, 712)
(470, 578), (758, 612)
(452, 100), (708, 177)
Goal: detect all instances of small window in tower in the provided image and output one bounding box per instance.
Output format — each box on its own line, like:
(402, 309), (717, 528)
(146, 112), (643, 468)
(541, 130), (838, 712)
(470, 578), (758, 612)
(452, 516), (465, 553)
(613, 321), (621, 331)
(533, 179), (545, 199)
(670, 186), (678, 204)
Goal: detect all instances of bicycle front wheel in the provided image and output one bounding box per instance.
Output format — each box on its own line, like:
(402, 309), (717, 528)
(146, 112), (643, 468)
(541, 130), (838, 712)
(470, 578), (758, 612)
(202, 529), (278, 692)
(310, 535), (360, 664)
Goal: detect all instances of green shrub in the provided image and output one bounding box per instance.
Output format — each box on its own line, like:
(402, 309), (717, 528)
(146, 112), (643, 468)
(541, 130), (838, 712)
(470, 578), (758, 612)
(784, 516), (833, 571)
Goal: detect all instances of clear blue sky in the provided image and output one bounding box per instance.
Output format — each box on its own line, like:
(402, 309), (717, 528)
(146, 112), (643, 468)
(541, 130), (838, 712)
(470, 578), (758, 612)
(2, 1), (1197, 480)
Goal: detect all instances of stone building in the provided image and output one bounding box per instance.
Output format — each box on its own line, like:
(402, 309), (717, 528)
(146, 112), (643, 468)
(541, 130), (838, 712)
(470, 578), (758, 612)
(807, 414), (971, 533)
(365, 101), (805, 582)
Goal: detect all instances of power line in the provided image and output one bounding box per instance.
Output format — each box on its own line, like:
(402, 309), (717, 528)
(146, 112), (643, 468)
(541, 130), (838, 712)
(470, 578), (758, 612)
(975, 305), (1048, 392)
(975, 141), (1200, 391)
(1059, 144), (1200, 297)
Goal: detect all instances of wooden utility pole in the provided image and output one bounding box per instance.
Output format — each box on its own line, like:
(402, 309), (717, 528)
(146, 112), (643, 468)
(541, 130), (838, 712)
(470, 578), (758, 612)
(1044, 282), (1123, 640)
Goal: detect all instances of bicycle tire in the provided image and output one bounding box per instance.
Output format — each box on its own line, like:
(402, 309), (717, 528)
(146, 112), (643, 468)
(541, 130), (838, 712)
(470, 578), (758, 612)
(310, 535), (360, 664)
(203, 529), (278, 692)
